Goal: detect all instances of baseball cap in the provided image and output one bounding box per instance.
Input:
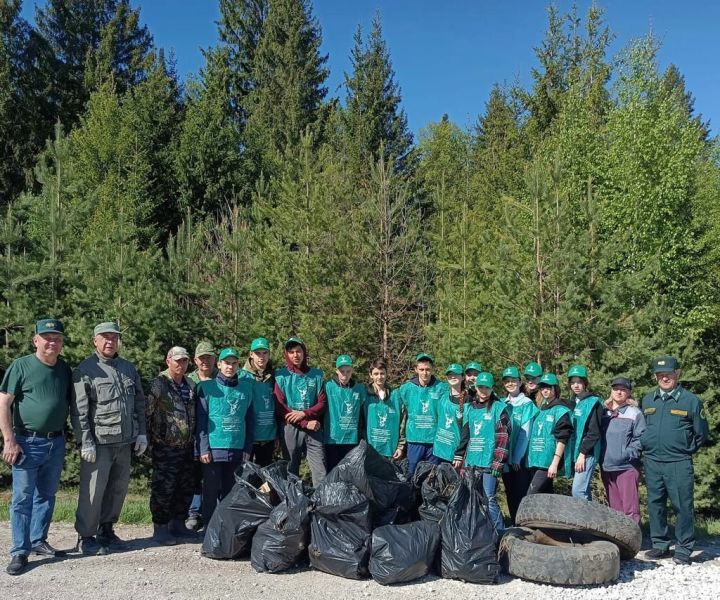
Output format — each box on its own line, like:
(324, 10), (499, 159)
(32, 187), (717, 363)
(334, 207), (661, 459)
(93, 322), (121, 336)
(445, 363), (464, 376)
(476, 372), (495, 387)
(166, 346), (190, 360)
(284, 336), (304, 349)
(465, 361), (482, 373)
(194, 341), (215, 358)
(610, 377), (632, 390)
(652, 356), (679, 373)
(36, 319), (64, 335)
(250, 337), (270, 352)
(416, 352), (434, 364)
(218, 347), (240, 361)
(335, 354), (353, 368)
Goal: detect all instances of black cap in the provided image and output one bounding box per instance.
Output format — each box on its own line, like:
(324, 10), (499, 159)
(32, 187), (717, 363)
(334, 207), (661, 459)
(651, 356), (679, 373)
(610, 377), (632, 390)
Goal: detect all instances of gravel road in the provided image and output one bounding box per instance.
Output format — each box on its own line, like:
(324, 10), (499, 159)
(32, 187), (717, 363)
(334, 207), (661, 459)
(2, 523), (719, 600)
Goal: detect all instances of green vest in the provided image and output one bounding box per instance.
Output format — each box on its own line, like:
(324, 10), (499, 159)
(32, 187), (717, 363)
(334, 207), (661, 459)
(527, 404), (571, 472)
(204, 378), (253, 450)
(570, 395), (602, 461)
(506, 397), (540, 466)
(274, 367), (324, 410)
(463, 400), (508, 468)
(364, 389), (400, 457)
(239, 370), (276, 443)
(324, 379), (366, 444)
(399, 379), (447, 444)
(432, 394), (463, 461)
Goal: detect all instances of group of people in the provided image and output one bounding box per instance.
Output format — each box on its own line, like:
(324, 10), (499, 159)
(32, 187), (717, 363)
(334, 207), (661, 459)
(0, 319), (709, 577)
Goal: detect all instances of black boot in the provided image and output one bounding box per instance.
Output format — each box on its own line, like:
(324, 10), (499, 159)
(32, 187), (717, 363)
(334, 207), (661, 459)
(152, 524), (177, 546)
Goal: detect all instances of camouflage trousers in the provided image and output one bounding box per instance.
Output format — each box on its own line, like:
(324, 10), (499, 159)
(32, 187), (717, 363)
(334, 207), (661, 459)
(150, 444), (195, 525)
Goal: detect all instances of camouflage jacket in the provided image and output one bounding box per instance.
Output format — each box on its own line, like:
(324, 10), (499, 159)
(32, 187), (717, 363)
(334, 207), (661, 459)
(146, 370), (196, 448)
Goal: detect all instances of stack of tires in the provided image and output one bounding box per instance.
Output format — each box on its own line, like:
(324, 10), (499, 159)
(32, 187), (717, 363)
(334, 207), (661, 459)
(499, 494), (642, 586)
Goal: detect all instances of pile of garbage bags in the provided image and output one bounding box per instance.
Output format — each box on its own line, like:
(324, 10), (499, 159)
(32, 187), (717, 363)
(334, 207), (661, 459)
(202, 441), (500, 585)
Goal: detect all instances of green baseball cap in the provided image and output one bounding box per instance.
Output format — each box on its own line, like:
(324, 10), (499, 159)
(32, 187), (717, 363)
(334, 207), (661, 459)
(250, 337), (270, 352)
(416, 352), (434, 364)
(567, 364), (588, 379)
(652, 356), (679, 373)
(445, 363), (464, 376)
(523, 361), (543, 377)
(476, 372), (495, 388)
(35, 318), (64, 335)
(284, 336), (304, 349)
(465, 361), (482, 373)
(335, 354), (353, 368)
(218, 347), (240, 361)
(539, 373), (560, 387)
(502, 366), (520, 380)
(194, 341), (216, 357)
(93, 321), (121, 336)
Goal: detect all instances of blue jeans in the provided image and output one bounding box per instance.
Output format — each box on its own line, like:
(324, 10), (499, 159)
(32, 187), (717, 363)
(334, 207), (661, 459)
(481, 472), (505, 533)
(571, 453), (597, 500)
(407, 442), (439, 478)
(188, 494), (202, 517)
(10, 433), (65, 556)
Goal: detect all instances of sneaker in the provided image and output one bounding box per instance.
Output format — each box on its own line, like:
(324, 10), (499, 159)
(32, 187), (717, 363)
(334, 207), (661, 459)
(6, 555), (28, 576)
(32, 541), (67, 557)
(673, 554), (691, 565)
(97, 524), (128, 550)
(77, 536), (108, 556)
(645, 548), (671, 559)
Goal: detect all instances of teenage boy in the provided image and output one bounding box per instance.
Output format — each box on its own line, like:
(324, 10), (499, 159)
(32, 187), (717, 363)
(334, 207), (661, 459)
(274, 337), (326, 486)
(324, 355), (366, 471)
(396, 353), (447, 477)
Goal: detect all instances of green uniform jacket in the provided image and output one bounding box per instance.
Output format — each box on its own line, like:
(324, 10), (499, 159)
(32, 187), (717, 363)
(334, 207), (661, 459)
(324, 378), (366, 444)
(398, 377), (448, 444)
(640, 385), (709, 461)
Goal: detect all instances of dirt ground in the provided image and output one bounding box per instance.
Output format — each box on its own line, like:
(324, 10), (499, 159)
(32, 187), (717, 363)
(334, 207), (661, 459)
(1, 523), (719, 600)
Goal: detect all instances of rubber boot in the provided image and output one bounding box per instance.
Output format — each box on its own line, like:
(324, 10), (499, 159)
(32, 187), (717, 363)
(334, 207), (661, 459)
(153, 523), (177, 546)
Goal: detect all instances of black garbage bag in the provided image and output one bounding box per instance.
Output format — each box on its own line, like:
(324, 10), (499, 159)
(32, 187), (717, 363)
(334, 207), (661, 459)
(325, 440), (415, 523)
(309, 481), (372, 579)
(251, 470), (313, 573)
(440, 469), (500, 584)
(369, 521), (441, 585)
(413, 462), (461, 523)
(201, 462), (276, 560)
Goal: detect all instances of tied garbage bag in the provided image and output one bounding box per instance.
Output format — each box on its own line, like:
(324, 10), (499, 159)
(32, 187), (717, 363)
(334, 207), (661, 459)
(369, 521), (441, 585)
(440, 469), (500, 584)
(309, 481), (372, 579)
(413, 461), (460, 523)
(325, 440), (415, 525)
(251, 470), (313, 573)
(201, 462), (277, 560)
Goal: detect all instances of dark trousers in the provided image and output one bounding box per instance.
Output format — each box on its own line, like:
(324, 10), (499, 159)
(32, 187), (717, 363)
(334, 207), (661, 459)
(407, 442), (439, 478)
(325, 443), (356, 472)
(502, 466), (532, 524)
(252, 441), (276, 467)
(527, 468), (554, 495)
(150, 445), (196, 525)
(645, 457), (696, 558)
(202, 459), (242, 526)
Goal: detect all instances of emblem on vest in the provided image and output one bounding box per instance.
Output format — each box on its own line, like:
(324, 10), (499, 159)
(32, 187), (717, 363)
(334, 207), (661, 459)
(343, 399), (354, 414)
(378, 413), (387, 427)
(420, 398), (430, 414)
(264, 395), (271, 410)
(299, 388), (307, 403)
(473, 421), (482, 436)
(445, 415), (454, 428)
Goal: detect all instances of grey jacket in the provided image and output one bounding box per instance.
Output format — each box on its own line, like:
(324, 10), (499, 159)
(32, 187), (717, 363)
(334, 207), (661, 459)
(600, 403), (645, 472)
(71, 352), (146, 446)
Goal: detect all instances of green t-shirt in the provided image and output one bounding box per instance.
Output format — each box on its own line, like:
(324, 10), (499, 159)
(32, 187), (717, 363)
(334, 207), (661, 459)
(0, 354), (72, 432)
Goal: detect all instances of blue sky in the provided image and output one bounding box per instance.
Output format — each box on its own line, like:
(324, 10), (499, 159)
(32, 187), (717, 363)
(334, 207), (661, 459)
(21, 1), (719, 137)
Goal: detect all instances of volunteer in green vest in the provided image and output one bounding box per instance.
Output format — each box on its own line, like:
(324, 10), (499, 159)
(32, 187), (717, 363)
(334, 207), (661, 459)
(364, 358), (401, 459)
(195, 347), (254, 526)
(324, 354), (366, 471)
(566, 364), (603, 500)
(432, 363), (465, 463)
(464, 361), (482, 387)
(501, 365), (539, 524)
(522, 361), (543, 404)
(641, 356), (709, 566)
(397, 353), (447, 477)
(526, 373), (574, 495)
(453, 372), (510, 532)
(239, 337), (277, 467)
(273, 337), (326, 486)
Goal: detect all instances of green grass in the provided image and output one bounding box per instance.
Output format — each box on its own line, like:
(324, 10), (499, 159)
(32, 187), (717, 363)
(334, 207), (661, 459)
(0, 490), (152, 524)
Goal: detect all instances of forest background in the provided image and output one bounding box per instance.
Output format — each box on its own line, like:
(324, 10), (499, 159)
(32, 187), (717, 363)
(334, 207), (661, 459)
(0, 0), (719, 514)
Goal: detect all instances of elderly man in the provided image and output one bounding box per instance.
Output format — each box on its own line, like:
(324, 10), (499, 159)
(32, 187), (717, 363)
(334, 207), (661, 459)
(70, 321), (147, 555)
(146, 346), (197, 546)
(0, 319), (72, 576)
(641, 356), (709, 565)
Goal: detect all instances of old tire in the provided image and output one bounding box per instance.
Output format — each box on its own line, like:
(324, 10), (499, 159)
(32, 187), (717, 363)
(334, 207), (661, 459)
(499, 527), (620, 586)
(515, 494), (642, 559)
